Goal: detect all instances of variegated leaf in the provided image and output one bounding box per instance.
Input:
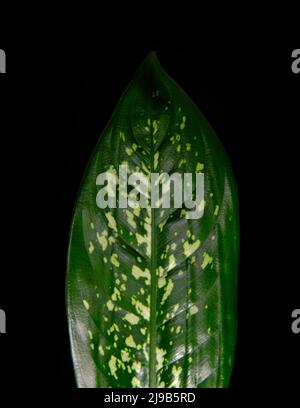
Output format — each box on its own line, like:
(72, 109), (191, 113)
(67, 52), (239, 388)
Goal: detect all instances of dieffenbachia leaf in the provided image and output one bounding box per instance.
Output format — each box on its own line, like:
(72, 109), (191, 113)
(67, 52), (239, 388)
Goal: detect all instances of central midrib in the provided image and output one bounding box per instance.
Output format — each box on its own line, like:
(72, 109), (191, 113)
(148, 121), (158, 387)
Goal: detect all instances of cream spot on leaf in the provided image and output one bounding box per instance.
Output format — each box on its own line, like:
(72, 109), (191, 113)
(105, 212), (117, 232)
(123, 313), (140, 325)
(83, 300), (90, 310)
(111, 253), (120, 268)
(108, 355), (118, 379)
(201, 252), (213, 269)
(125, 335), (136, 348)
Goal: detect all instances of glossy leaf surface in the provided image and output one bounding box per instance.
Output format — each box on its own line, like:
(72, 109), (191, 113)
(67, 53), (239, 388)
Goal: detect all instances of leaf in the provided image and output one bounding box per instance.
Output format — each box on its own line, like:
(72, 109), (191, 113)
(67, 52), (239, 388)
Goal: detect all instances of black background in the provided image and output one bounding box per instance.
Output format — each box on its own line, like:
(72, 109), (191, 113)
(0, 16), (299, 400)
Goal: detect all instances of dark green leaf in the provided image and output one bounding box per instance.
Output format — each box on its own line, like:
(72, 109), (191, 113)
(67, 52), (239, 388)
